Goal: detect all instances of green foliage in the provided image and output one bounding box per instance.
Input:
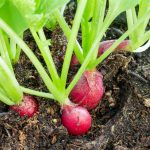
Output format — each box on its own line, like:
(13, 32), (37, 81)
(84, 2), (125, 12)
(11, 0), (36, 15)
(0, 0), (148, 106)
(11, 0), (69, 31)
(0, 0), (27, 35)
(0, 0), (69, 34)
(0, 0), (6, 8)
(126, 0), (150, 50)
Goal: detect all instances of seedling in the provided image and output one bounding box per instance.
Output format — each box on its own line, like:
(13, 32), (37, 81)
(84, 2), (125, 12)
(0, 0), (69, 117)
(0, 0), (92, 135)
(126, 0), (150, 52)
(55, 0), (150, 110)
(0, 0), (149, 135)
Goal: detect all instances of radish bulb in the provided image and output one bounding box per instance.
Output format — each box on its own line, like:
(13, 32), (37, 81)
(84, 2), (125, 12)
(70, 69), (104, 110)
(71, 55), (80, 67)
(71, 40), (131, 66)
(10, 95), (38, 117)
(98, 40), (130, 55)
(61, 105), (92, 135)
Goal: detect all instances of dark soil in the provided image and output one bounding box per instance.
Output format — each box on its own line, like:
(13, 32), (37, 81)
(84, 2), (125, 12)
(0, 2), (150, 150)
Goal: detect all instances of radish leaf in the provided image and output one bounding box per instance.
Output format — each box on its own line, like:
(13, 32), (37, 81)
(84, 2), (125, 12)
(0, 0), (27, 35)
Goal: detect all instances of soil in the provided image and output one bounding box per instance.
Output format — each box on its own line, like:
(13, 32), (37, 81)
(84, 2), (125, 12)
(0, 2), (150, 150)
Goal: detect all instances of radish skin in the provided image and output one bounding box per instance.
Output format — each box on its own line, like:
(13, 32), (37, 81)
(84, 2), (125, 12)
(10, 95), (38, 117)
(70, 69), (104, 110)
(61, 105), (92, 135)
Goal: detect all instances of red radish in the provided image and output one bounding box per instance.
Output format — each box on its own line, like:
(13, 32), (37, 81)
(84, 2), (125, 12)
(70, 69), (104, 110)
(10, 95), (38, 117)
(98, 40), (131, 55)
(61, 105), (92, 135)
(71, 40), (131, 66)
(71, 55), (80, 66)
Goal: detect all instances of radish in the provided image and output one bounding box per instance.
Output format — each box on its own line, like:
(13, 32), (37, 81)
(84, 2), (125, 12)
(71, 54), (80, 67)
(69, 40), (130, 109)
(98, 40), (131, 55)
(10, 95), (38, 117)
(70, 69), (104, 110)
(61, 105), (92, 135)
(71, 40), (131, 66)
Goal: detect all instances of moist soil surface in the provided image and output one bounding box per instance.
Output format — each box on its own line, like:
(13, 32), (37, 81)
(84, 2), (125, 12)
(0, 3), (150, 150)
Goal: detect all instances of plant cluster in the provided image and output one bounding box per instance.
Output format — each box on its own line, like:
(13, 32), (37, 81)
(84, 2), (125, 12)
(0, 0), (149, 135)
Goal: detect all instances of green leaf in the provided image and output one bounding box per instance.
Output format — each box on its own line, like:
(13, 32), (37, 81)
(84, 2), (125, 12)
(0, 0), (27, 35)
(10, 0), (41, 30)
(0, 0), (6, 8)
(11, 0), (36, 15)
(34, 0), (70, 30)
(10, 0), (69, 31)
(36, 0), (69, 14)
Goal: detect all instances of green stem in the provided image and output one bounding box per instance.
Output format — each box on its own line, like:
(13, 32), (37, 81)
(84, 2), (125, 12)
(143, 31), (150, 43)
(0, 19), (65, 103)
(54, 10), (84, 64)
(0, 92), (15, 105)
(92, 13), (150, 67)
(11, 34), (23, 64)
(88, 0), (101, 59)
(126, 9), (135, 43)
(133, 30), (150, 50)
(13, 45), (21, 64)
(30, 28), (60, 86)
(0, 30), (13, 71)
(132, 8), (137, 24)
(66, 11), (148, 95)
(9, 34), (22, 64)
(21, 87), (55, 100)
(87, 11), (116, 67)
(66, 12), (116, 95)
(136, 1), (150, 40)
(132, 40), (150, 53)
(86, 0), (106, 61)
(10, 38), (16, 61)
(81, 19), (90, 57)
(97, 0), (106, 32)
(0, 57), (23, 103)
(61, 0), (87, 87)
